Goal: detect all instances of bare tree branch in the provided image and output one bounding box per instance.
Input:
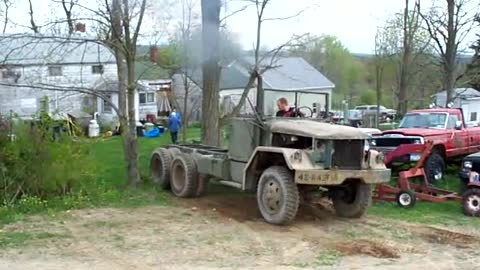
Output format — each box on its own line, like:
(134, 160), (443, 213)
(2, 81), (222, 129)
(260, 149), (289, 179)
(27, 0), (39, 33)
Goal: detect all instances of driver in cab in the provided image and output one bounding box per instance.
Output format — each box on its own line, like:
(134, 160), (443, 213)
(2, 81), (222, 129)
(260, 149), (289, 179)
(275, 97), (304, 117)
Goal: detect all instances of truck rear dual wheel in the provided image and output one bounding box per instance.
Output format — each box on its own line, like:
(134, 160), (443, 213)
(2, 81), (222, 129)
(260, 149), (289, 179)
(257, 166), (300, 225)
(150, 148), (173, 190)
(170, 154), (209, 198)
(331, 182), (371, 218)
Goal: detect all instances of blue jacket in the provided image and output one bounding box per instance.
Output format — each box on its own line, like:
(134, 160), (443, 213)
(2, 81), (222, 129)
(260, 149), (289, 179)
(168, 113), (182, 132)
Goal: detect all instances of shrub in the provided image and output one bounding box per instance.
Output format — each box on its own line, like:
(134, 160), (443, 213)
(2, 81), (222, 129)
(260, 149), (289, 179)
(0, 119), (96, 205)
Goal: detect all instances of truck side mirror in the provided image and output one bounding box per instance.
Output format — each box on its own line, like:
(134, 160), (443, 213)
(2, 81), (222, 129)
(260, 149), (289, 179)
(455, 121), (463, 130)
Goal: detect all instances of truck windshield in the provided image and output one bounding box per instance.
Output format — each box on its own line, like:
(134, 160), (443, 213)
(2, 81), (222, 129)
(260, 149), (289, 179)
(399, 113), (447, 129)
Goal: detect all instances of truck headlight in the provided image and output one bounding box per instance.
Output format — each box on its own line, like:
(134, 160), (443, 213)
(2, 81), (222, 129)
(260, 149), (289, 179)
(413, 139), (422, 144)
(464, 161), (473, 169)
(370, 140), (376, 146)
(410, 154), (421, 161)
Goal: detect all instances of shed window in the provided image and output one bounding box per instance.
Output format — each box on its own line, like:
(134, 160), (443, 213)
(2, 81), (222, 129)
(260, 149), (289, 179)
(139, 93), (155, 104)
(471, 112), (478, 122)
(92, 65), (104, 74)
(48, 66), (62, 76)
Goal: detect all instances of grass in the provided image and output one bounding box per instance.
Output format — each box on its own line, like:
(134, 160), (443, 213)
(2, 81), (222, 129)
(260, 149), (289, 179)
(0, 231), (68, 248)
(0, 128), (201, 226)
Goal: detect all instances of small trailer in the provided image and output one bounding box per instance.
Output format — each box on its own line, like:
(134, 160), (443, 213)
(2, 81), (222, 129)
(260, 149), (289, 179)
(151, 117), (391, 225)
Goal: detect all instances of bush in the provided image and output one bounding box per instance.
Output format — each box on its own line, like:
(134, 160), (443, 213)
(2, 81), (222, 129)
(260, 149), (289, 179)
(0, 120), (96, 205)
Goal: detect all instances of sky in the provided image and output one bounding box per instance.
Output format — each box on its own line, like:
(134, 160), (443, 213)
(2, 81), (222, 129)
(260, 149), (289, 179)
(3, 0), (479, 54)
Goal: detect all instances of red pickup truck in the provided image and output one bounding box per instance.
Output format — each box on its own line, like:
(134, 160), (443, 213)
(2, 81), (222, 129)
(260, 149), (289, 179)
(371, 108), (480, 183)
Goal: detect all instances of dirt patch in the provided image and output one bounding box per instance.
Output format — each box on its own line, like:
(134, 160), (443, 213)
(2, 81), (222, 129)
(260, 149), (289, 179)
(411, 226), (478, 248)
(335, 240), (401, 259)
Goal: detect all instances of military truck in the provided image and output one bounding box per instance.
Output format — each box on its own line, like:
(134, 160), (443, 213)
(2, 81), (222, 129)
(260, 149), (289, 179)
(150, 117), (390, 225)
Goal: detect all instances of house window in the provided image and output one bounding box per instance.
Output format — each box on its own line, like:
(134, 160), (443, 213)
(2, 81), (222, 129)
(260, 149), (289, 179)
(2, 69), (16, 79)
(102, 95), (112, 113)
(92, 65), (104, 74)
(471, 112), (478, 122)
(139, 93), (155, 104)
(48, 66), (62, 76)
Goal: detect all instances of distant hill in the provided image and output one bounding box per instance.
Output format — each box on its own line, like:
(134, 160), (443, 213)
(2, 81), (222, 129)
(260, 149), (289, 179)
(352, 53), (473, 65)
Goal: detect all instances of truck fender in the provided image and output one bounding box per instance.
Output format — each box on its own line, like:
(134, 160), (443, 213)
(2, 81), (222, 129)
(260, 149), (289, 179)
(242, 147), (314, 191)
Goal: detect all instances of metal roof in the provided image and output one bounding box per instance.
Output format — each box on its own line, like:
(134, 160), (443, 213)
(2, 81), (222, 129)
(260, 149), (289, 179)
(243, 57), (335, 91)
(0, 34), (115, 66)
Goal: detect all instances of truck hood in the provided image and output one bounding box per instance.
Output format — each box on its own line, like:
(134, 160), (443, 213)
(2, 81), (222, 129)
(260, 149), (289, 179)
(380, 128), (447, 137)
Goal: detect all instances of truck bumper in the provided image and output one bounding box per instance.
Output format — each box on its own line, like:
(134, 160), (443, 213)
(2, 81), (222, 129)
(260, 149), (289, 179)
(295, 169), (391, 185)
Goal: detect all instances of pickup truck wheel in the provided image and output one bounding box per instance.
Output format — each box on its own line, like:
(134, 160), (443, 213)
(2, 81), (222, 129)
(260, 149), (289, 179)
(425, 153), (445, 184)
(150, 148), (172, 190)
(257, 166), (299, 225)
(170, 154), (198, 198)
(463, 188), (480, 217)
(332, 182), (371, 218)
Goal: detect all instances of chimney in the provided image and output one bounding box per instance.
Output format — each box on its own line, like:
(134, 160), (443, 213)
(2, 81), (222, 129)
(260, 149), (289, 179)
(150, 46), (159, 63)
(75, 23), (86, 33)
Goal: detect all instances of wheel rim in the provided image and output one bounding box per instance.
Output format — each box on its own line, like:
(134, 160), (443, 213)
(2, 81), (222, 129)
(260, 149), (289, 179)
(262, 178), (283, 214)
(171, 162), (185, 192)
(151, 155), (163, 181)
(433, 170), (443, 181)
(399, 193), (412, 206)
(466, 194), (480, 212)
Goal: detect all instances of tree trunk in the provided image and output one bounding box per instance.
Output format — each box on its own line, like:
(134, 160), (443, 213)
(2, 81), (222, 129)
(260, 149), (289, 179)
(201, 0), (221, 146)
(444, 0), (457, 106)
(397, 0), (411, 116)
(375, 63), (384, 128)
(125, 55), (141, 186)
(182, 74), (189, 143)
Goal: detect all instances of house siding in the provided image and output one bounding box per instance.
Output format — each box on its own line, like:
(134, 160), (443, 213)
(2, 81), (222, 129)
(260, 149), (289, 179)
(0, 63), (117, 121)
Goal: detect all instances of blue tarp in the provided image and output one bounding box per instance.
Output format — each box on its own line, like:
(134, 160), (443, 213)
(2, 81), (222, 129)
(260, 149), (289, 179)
(144, 127), (163, 138)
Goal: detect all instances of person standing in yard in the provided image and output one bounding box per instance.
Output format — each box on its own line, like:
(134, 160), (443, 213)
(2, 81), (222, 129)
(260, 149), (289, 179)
(168, 110), (182, 144)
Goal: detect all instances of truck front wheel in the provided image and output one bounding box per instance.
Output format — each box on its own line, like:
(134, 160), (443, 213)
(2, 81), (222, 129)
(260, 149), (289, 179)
(425, 152), (445, 184)
(257, 166), (299, 225)
(331, 182), (371, 218)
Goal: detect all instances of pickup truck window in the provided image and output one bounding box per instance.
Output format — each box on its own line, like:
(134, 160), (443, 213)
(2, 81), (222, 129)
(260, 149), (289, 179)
(447, 114), (460, 129)
(399, 113), (447, 129)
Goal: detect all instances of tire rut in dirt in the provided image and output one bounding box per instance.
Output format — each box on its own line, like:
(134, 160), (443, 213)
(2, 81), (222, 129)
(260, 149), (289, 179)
(257, 166), (299, 225)
(150, 148), (172, 190)
(170, 154), (198, 198)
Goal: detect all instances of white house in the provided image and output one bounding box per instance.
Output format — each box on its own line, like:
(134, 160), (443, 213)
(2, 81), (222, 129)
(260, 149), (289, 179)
(433, 88), (480, 125)
(0, 34), (119, 125)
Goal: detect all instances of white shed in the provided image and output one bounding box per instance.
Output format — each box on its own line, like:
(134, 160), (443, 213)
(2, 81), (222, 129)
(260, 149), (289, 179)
(433, 88), (480, 125)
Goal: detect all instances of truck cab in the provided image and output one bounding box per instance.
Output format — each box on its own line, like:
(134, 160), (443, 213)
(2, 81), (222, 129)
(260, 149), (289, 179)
(371, 108), (480, 183)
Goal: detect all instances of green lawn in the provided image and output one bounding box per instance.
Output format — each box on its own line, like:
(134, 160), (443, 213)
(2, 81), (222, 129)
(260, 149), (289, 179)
(1, 126), (479, 228)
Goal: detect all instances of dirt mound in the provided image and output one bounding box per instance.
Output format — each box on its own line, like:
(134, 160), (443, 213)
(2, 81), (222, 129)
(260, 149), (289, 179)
(335, 240), (400, 259)
(412, 226), (478, 248)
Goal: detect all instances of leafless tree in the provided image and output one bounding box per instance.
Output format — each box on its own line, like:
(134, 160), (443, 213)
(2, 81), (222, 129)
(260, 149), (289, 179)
(27, 0), (39, 33)
(200, 0), (308, 145)
(418, 0), (478, 106)
(0, 0), (12, 34)
(60, 0), (78, 34)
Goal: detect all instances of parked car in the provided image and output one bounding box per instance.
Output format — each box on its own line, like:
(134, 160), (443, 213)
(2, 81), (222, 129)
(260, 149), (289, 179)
(354, 105), (397, 120)
(370, 108), (480, 183)
(459, 152), (480, 192)
(459, 152), (480, 216)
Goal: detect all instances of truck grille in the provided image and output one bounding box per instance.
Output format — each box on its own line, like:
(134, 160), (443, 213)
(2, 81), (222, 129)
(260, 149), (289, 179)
(372, 137), (418, 147)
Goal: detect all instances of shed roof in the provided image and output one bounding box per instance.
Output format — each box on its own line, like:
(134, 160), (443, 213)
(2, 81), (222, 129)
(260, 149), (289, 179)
(434, 88), (480, 99)
(243, 57), (335, 91)
(0, 34), (115, 66)
(181, 56), (334, 92)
